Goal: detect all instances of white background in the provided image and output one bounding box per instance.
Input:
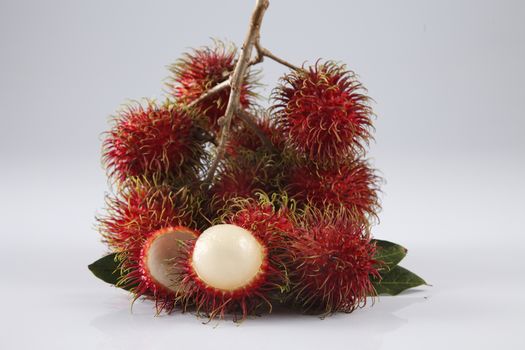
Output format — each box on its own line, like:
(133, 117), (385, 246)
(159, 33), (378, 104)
(1, 0), (524, 349)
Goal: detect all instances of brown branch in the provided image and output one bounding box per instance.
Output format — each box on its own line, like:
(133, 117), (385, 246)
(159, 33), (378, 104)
(203, 0), (270, 185)
(254, 41), (301, 71)
(187, 79), (230, 109)
(187, 41), (300, 112)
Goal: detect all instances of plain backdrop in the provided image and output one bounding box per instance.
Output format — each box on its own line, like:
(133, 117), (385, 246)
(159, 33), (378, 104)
(1, 0), (524, 349)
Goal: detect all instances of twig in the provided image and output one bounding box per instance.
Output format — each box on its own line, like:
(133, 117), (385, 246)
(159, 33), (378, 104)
(203, 0), (270, 185)
(187, 46), (298, 113)
(187, 79), (230, 109)
(254, 41), (301, 71)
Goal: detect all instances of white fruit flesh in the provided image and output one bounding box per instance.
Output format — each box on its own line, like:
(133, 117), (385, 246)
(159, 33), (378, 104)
(191, 224), (264, 292)
(146, 228), (196, 292)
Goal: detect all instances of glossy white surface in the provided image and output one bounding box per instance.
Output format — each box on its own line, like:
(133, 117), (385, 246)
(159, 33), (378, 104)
(192, 224), (264, 291)
(1, 0), (524, 349)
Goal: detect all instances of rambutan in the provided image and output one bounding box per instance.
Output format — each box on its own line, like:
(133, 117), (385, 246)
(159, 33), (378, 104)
(227, 112), (286, 156)
(209, 152), (283, 214)
(103, 100), (206, 183)
(168, 42), (258, 130)
(98, 177), (200, 313)
(225, 195), (295, 238)
(175, 197), (293, 320)
(209, 162), (259, 211)
(286, 210), (381, 314)
(285, 160), (380, 225)
(272, 62), (373, 162)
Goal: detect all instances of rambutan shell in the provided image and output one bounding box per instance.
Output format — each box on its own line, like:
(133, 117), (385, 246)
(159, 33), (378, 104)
(142, 226), (199, 293)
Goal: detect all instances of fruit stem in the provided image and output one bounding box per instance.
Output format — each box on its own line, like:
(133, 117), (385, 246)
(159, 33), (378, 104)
(252, 37), (301, 71)
(203, 0), (270, 186)
(187, 79), (230, 109)
(188, 45), (299, 114)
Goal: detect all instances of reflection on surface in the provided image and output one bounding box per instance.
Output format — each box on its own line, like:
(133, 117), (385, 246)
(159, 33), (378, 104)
(89, 293), (428, 350)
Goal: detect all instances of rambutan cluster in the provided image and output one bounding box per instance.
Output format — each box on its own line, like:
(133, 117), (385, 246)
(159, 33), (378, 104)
(94, 39), (391, 321)
(271, 62), (381, 225)
(264, 62), (382, 315)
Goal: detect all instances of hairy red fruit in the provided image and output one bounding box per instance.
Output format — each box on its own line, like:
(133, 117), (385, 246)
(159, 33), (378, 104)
(210, 165), (259, 210)
(226, 198), (294, 248)
(227, 113), (286, 156)
(209, 153), (282, 214)
(286, 160), (380, 225)
(168, 43), (257, 130)
(272, 62), (373, 162)
(103, 101), (205, 183)
(98, 178), (198, 313)
(176, 198), (292, 320)
(287, 211), (380, 314)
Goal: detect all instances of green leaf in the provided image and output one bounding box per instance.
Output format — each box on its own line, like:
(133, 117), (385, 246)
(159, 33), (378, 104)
(372, 239), (407, 269)
(372, 265), (427, 295)
(88, 253), (131, 290)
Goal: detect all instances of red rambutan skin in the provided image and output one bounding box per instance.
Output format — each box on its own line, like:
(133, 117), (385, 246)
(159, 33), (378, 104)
(227, 199), (294, 253)
(103, 101), (205, 183)
(287, 212), (380, 314)
(272, 62), (373, 162)
(227, 113), (286, 157)
(168, 43), (257, 130)
(209, 164), (259, 210)
(133, 226), (199, 313)
(286, 160), (380, 225)
(209, 153), (283, 214)
(211, 114), (288, 212)
(176, 199), (292, 320)
(98, 178), (198, 313)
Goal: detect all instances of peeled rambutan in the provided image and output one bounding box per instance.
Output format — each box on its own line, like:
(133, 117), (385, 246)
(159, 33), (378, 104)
(103, 100), (206, 183)
(98, 177), (200, 313)
(285, 160), (380, 225)
(174, 197), (293, 320)
(286, 210), (381, 314)
(272, 61), (373, 162)
(168, 42), (258, 130)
